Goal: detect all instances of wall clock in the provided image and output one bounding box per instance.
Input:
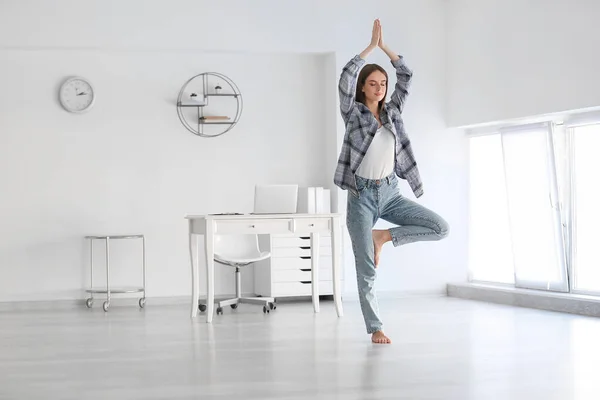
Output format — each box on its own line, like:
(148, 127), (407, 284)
(59, 76), (96, 113)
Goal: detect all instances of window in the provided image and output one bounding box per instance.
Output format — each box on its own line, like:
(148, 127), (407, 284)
(468, 117), (600, 296)
(468, 134), (514, 284)
(570, 123), (600, 294)
(500, 124), (567, 292)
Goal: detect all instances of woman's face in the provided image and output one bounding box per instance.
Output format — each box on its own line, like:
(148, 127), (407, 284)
(362, 70), (387, 104)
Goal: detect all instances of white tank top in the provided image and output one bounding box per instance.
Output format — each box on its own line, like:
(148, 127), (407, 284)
(356, 125), (396, 179)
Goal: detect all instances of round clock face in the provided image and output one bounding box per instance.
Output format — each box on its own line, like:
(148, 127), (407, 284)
(59, 77), (95, 113)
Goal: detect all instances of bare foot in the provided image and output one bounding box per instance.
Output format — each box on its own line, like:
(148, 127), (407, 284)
(371, 330), (392, 344)
(372, 229), (392, 268)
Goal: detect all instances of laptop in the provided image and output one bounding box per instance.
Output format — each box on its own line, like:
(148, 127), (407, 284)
(253, 184), (299, 214)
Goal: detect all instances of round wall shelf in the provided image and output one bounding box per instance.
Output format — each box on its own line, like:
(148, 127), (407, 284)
(176, 72), (243, 138)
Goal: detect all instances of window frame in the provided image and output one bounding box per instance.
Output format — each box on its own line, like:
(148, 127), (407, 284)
(466, 109), (600, 296)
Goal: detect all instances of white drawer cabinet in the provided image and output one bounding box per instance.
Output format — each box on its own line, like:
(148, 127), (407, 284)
(271, 264), (333, 282)
(254, 233), (343, 298)
(271, 246), (332, 258)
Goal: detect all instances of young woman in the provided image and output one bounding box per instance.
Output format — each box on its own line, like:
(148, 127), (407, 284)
(334, 19), (449, 344)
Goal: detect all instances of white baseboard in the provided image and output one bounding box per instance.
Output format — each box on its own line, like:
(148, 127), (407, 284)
(341, 288), (446, 300)
(0, 289), (446, 312)
(0, 296), (189, 312)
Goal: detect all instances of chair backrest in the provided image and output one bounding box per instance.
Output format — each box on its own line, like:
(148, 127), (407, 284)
(214, 234), (262, 259)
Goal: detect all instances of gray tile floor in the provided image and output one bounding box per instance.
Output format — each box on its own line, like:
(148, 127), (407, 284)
(1, 296), (600, 400)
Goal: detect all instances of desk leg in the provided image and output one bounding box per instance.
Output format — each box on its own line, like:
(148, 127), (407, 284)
(310, 232), (320, 313)
(331, 216), (344, 317)
(189, 221), (199, 318)
(205, 220), (215, 323)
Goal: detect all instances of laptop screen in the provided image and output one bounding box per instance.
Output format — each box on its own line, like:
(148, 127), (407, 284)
(253, 184), (298, 214)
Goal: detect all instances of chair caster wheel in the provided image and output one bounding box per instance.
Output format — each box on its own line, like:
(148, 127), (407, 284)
(103, 301), (109, 312)
(230, 304), (238, 309)
(216, 307), (223, 315)
(139, 298), (146, 309)
(85, 298), (94, 308)
(269, 302), (276, 310)
(198, 304), (207, 312)
(263, 305), (270, 314)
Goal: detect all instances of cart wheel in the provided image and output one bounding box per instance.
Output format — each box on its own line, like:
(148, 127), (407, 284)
(230, 304), (238, 309)
(263, 305), (270, 314)
(85, 298), (94, 308)
(198, 304), (207, 312)
(138, 298), (146, 309)
(216, 307), (223, 315)
(103, 301), (109, 312)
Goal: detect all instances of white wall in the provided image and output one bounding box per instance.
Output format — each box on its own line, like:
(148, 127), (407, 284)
(447, 0), (600, 127)
(0, 0), (468, 302)
(0, 49), (329, 300)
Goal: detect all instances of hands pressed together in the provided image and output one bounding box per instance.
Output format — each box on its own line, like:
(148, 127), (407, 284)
(370, 18), (385, 49)
(361, 19), (399, 62)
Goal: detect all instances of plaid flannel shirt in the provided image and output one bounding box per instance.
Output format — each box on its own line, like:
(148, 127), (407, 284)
(334, 55), (423, 198)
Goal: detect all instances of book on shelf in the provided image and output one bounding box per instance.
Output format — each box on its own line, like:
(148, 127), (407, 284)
(200, 116), (230, 121)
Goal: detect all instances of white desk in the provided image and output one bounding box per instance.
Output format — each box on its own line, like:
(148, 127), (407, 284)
(186, 213), (343, 322)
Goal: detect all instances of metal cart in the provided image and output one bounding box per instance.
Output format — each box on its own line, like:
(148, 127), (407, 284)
(84, 234), (146, 312)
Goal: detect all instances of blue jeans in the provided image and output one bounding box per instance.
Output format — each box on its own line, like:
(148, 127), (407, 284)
(346, 173), (449, 334)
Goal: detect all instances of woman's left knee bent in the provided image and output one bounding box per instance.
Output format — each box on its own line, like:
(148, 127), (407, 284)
(437, 217), (450, 239)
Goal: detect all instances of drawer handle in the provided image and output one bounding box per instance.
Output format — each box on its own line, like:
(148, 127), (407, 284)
(300, 281), (311, 284)
(300, 256), (311, 259)
(250, 224), (255, 228)
(300, 236), (310, 240)
(308, 223), (315, 227)
(300, 268), (311, 272)
(300, 246), (310, 250)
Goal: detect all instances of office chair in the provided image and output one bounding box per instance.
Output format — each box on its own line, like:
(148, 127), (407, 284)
(198, 234), (276, 315)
